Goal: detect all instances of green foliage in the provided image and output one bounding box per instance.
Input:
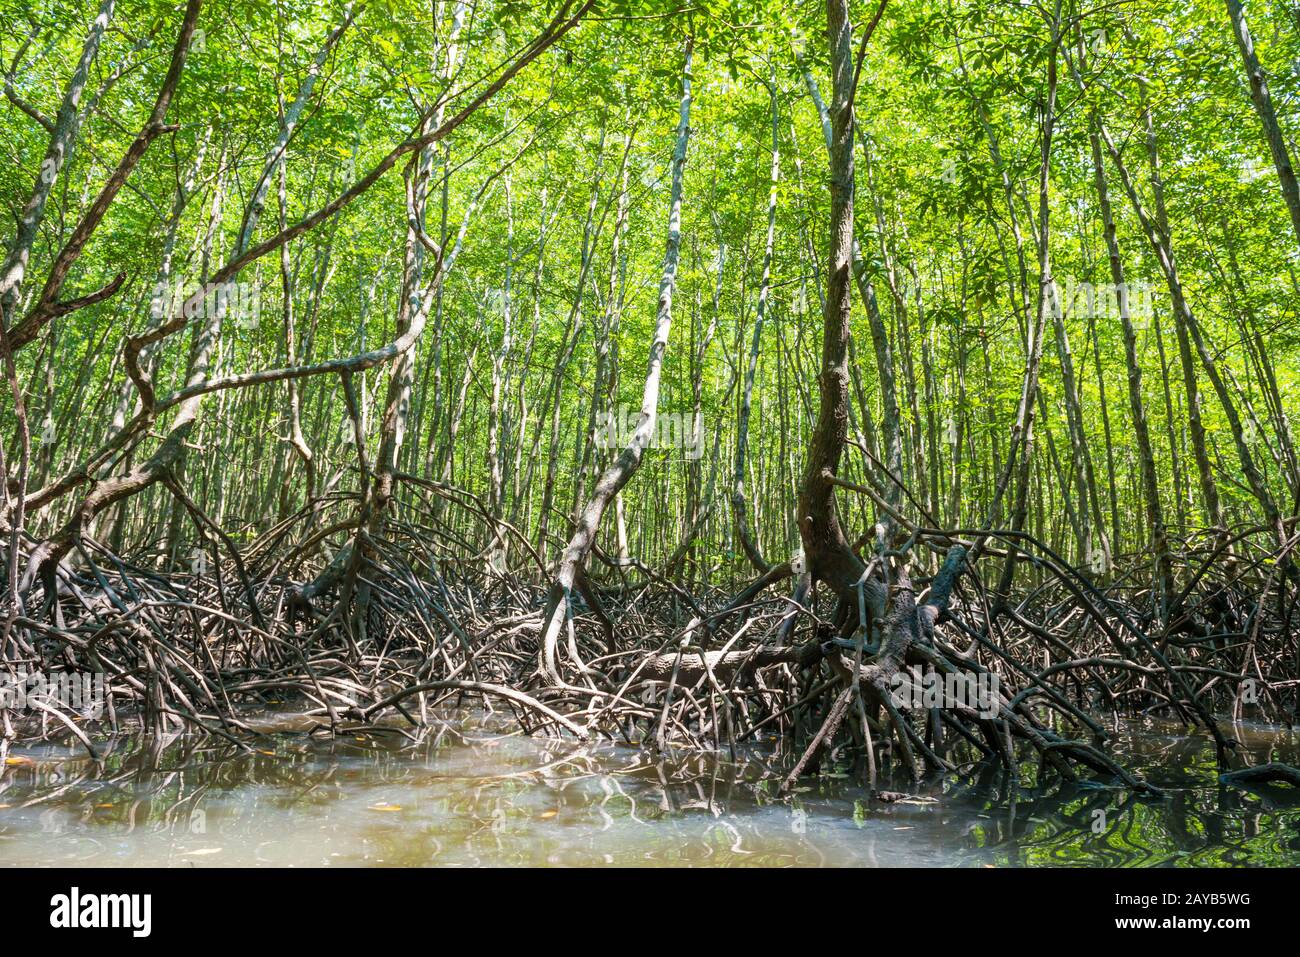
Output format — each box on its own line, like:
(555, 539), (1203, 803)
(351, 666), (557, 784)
(2, 0), (1298, 573)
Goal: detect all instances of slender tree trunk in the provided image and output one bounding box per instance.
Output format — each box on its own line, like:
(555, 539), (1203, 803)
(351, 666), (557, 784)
(537, 39), (693, 681)
(734, 73), (779, 574)
(1225, 0), (1300, 250)
(0, 0), (115, 319)
(994, 12), (1059, 599)
(1085, 102), (1174, 610)
(796, 0), (868, 601)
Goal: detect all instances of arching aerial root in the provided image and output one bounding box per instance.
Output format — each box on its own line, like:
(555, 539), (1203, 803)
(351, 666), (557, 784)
(2, 497), (1295, 794)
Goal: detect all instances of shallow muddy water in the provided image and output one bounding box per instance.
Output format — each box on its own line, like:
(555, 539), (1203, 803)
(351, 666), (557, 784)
(1, 712), (1298, 867)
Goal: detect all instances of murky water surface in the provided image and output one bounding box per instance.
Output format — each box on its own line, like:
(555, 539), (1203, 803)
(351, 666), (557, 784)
(2, 712), (1298, 866)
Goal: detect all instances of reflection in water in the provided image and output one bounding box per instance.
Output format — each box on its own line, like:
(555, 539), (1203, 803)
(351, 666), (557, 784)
(1, 712), (1297, 866)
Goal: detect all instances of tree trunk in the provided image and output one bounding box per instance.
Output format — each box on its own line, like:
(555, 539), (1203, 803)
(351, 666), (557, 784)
(1225, 0), (1300, 250)
(537, 39), (693, 681)
(733, 73), (779, 574)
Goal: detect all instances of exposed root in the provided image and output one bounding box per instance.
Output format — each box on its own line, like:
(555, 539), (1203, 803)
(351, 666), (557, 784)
(4, 487), (1297, 797)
